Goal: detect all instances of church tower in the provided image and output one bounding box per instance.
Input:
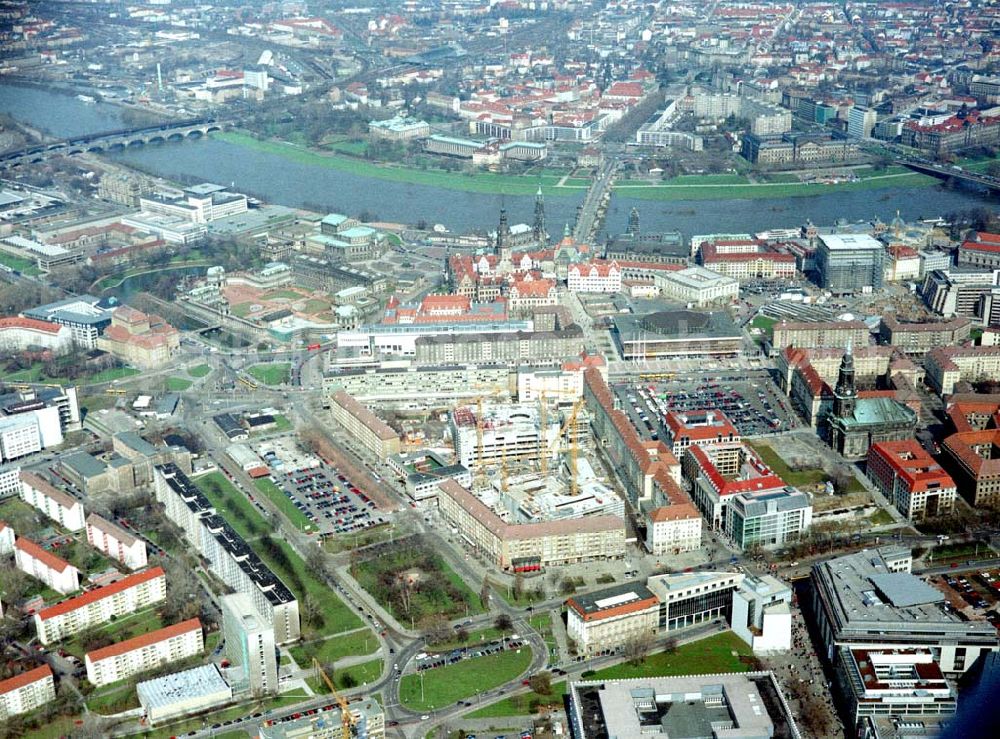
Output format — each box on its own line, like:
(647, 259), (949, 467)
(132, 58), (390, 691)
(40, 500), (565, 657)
(495, 208), (512, 270)
(833, 340), (857, 419)
(627, 207), (640, 236)
(532, 187), (546, 243)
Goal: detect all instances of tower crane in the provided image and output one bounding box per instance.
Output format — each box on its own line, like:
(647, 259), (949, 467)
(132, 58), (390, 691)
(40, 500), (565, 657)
(313, 658), (355, 739)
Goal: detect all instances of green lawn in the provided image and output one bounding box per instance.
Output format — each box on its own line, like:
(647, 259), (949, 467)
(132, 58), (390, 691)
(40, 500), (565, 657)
(671, 173), (749, 184)
(262, 289), (304, 300)
(400, 648), (533, 711)
(750, 315), (777, 338)
(288, 629), (379, 667)
(166, 376), (193, 392)
(218, 131), (571, 197)
(87, 367), (142, 384)
(63, 606), (166, 658)
(188, 364), (211, 378)
(254, 477), (312, 531)
(22, 716), (82, 739)
(195, 472), (268, 540)
(247, 363), (291, 385)
(2, 363), (139, 386)
(308, 658), (383, 692)
(430, 626), (507, 651)
(87, 682), (140, 714)
(748, 442), (862, 492)
(0, 250), (42, 275)
(870, 509), (895, 526)
(469, 632), (751, 718)
(270, 414), (293, 433)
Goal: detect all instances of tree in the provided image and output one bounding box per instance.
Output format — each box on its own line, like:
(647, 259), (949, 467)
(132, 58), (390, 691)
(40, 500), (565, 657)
(455, 627), (469, 643)
(830, 466), (856, 494)
(302, 594), (325, 630)
(419, 614), (452, 645)
(987, 160), (1000, 179)
(664, 636), (679, 654)
(623, 631), (654, 665)
(528, 671), (552, 695)
(513, 573), (526, 602)
(480, 576), (492, 609)
(494, 614), (514, 633)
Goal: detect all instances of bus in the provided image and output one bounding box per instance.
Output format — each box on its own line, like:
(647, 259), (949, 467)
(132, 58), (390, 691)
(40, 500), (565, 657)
(238, 376), (258, 390)
(307, 343), (321, 351)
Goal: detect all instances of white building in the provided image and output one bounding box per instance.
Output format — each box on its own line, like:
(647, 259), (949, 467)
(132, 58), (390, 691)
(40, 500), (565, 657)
(139, 183), (248, 224)
(848, 106), (878, 139)
(0, 317), (72, 354)
(15, 537), (80, 595)
(86, 513), (148, 570)
(0, 407), (63, 462)
(566, 583), (660, 657)
(20, 471), (85, 532)
(567, 261), (622, 293)
(0, 465), (19, 498)
(221, 593), (278, 697)
(450, 402), (556, 469)
(646, 571), (744, 632)
(644, 505), (703, 555)
(33, 567), (167, 645)
(0, 521), (14, 554)
(137, 664), (233, 727)
(22, 295), (116, 349)
(85, 618), (204, 687)
(654, 266), (739, 307)
(0, 665), (55, 721)
(516, 353), (607, 403)
(732, 574), (793, 654)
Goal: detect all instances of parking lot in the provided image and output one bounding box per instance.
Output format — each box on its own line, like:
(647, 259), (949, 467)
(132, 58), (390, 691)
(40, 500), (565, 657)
(936, 569), (1000, 628)
(270, 464), (387, 537)
(415, 636), (526, 673)
(613, 371), (798, 441)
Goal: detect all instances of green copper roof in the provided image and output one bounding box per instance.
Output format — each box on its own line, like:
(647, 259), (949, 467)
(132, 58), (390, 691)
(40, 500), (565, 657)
(837, 396), (916, 427)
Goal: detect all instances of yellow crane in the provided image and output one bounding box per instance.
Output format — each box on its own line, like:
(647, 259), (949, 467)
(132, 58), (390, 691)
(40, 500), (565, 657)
(312, 658), (355, 739)
(538, 390), (583, 478)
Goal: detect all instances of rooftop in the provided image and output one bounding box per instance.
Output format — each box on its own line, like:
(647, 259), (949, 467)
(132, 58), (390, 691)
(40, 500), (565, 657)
(87, 618), (201, 663)
(136, 664), (230, 710)
(567, 582), (658, 620)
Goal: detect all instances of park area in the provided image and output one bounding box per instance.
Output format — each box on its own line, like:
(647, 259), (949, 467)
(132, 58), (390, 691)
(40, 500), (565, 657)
(351, 538), (483, 627)
(221, 280), (339, 326)
(246, 363), (291, 386)
(400, 647), (534, 712)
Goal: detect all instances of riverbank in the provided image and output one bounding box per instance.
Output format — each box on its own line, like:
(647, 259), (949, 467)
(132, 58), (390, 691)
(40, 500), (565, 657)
(217, 131), (574, 196)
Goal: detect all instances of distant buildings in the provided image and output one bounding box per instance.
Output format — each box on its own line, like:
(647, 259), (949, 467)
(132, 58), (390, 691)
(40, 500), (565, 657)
(567, 261), (622, 293)
(878, 315), (971, 355)
(815, 234), (884, 292)
(368, 116), (430, 141)
(85, 618), (204, 687)
(697, 240), (796, 280)
(866, 441), (957, 521)
(0, 665), (55, 722)
(742, 131), (861, 165)
(139, 183), (248, 224)
(771, 320), (869, 353)
(901, 110), (1000, 154)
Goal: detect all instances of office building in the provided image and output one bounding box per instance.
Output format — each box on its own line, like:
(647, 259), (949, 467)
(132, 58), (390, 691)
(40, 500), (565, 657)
(86, 513), (148, 570)
(848, 106), (878, 138)
(732, 575), (792, 654)
(878, 315), (972, 355)
(568, 672), (801, 739)
(613, 309), (743, 359)
(0, 408), (63, 462)
(329, 390), (400, 462)
(436, 479), (625, 571)
(137, 664), (233, 727)
(0, 665), (55, 721)
(771, 320), (870, 352)
(153, 465), (300, 643)
(727, 487), (813, 551)
(22, 295), (117, 348)
(33, 567), (167, 645)
(566, 583), (660, 657)
(867, 441), (957, 521)
(139, 183), (247, 224)
(925, 346), (1000, 396)
(85, 618), (204, 687)
(221, 593), (278, 697)
(646, 571), (743, 632)
(940, 429), (1000, 508)
(15, 537), (79, 595)
(450, 402), (553, 470)
(816, 234), (885, 292)
(811, 547), (999, 674)
(697, 240), (796, 280)
(662, 410), (740, 456)
(19, 471), (85, 532)
(921, 268), (998, 319)
(388, 451), (471, 502)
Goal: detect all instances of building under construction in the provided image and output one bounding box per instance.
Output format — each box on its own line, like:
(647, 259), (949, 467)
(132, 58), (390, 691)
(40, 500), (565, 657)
(450, 402), (560, 471)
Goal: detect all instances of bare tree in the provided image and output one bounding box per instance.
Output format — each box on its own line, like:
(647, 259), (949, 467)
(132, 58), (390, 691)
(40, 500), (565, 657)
(528, 671), (552, 695)
(623, 631), (654, 665)
(494, 614), (514, 633)
(419, 614), (452, 645)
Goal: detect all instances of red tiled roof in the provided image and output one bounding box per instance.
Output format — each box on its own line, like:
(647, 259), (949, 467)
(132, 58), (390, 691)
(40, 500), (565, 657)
(37, 567), (165, 621)
(566, 592), (659, 622)
(86, 618), (201, 663)
(20, 471), (81, 511)
(15, 537), (75, 574)
(868, 440), (955, 493)
(0, 665), (52, 696)
(0, 316), (64, 334)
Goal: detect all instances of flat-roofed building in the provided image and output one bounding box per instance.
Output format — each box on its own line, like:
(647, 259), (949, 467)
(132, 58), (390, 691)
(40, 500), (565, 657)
(221, 593), (278, 697)
(566, 583), (660, 657)
(613, 309), (743, 359)
(811, 547), (999, 674)
(0, 665), (55, 721)
(22, 295), (116, 348)
(33, 567), (166, 644)
(654, 265), (739, 306)
(568, 672), (801, 739)
(816, 233), (885, 292)
(646, 571), (744, 632)
(0, 409), (62, 462)
(436, 479), (626, 571)
(839, 648), (956, 727)
(878, 315), (971, 355)
(926, 346), (1000, 396)
(86, 513), (148, 570)
(867, 441), (957, 521)
(771, 319), (869, 353)
(258, 697), (385, 739)
(697, 240), (796, 280)
(137, 664), (232, 727)
(85, 618), (204, 686)
(19, 471), (85, 532)
(732, 574), (792, 654)
(329, 390), (400, 462)
(15, 537), (79, 595)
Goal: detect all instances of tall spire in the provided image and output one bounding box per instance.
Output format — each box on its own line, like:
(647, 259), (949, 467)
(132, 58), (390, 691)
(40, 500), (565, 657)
(627, 206), (640, 236)
(834, 342), (857, 419)
(533, 186), (546, 243)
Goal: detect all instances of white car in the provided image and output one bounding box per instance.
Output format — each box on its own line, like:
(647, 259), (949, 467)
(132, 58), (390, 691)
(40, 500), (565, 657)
(421, 715), (430, 720)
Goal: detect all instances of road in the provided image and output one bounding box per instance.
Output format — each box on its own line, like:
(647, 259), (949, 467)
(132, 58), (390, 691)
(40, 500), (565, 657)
(572, 154), (619, 242)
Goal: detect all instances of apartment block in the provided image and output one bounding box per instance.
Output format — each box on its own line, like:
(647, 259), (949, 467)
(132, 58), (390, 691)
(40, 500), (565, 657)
(329, 390), (400, 462)
(566, 583), (659, 657)
(0, 665), (55, 721)
(925, 346), (1000, 396)
(221, 593), (278, 697)
(878, 315), (971, 355)
(33, 567), (167, 645)
(15, 537), (79, 595)
(771, 320), (869, 353)
(19, 471), (85, 532)
(86, 513), (148, 570)
(85, 618), (204, 687)
(866, 441), (957, 521)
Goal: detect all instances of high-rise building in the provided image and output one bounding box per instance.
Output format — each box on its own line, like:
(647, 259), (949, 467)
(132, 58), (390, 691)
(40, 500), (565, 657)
(221, 593), (278, 697)
(847, 106), (877, 138)
(816, 234), (885, 292)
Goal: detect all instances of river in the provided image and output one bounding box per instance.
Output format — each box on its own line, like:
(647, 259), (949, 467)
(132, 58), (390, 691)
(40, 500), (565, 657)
(2, 82), (996, 234)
